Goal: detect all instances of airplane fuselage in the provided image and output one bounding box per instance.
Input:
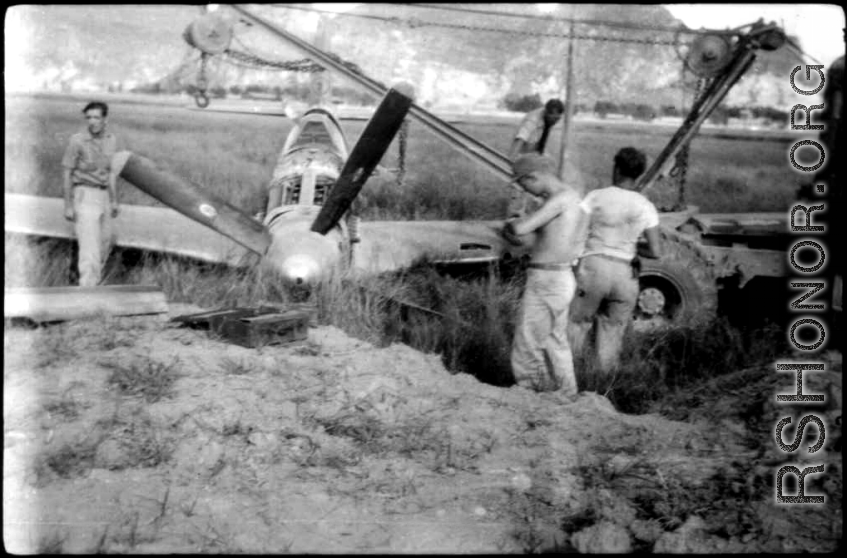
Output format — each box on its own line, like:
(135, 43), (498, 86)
(259, 106), (352, 287)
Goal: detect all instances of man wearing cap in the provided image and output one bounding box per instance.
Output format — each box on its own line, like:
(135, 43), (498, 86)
(569, 147), (663, 374)
(62, 101), (128, 286)
(502, 153), (589, 396)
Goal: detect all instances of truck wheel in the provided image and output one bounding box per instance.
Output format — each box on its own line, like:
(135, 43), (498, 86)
(633, 229), (718, 330)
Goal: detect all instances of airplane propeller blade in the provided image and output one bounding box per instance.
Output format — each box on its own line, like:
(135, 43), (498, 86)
(119, 154), (271, 255)
(310, 87), (413, 235)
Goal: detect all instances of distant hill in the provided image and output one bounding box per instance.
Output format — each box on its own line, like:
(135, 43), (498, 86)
(4, 4), (807, 110)
(333, 3), (687, 106)
(5, 5), (200, 89)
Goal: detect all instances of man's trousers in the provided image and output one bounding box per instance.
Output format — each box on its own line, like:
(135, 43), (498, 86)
(511, 267), (578, 395)
(72, 186), (113, 287)
(569, 255), (639, 373)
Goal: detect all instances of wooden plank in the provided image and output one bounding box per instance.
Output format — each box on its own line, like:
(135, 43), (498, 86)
(4, 285), (168, 322)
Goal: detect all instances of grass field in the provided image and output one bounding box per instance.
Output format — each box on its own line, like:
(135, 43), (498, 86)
(5, 94), (794, 411)
(6, 94), (804, 217)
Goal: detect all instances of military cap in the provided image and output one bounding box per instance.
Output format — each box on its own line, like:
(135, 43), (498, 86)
(511, 153), (556, 183)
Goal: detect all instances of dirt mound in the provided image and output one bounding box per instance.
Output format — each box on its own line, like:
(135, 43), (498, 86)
(3, 306), (842, 552)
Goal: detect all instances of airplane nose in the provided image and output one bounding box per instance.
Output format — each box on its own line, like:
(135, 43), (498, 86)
(278, 254), (322, 287)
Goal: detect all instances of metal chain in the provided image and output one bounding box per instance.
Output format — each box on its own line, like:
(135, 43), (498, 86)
(188, 35), (374, 107)
(673, 143), (690, 210)
(194, 53), (211, 108)
(670, 26), (689, 208)
(669, 77), (707, 208)
(397, 119), (409, 187)
(230, 34), (324, 71)
(222, 47), (325, 73)
(218, 35), (367, 75)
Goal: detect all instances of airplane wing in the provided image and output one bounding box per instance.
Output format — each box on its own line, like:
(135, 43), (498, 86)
(6, 194), (528, 276)
(354, 220), (529, 274)
(5, 193), (251, 267)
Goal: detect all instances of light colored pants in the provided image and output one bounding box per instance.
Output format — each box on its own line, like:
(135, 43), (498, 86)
(569, 255), (639, 373)
(511, 268), (578, 395)
(72, 186), (113, 287)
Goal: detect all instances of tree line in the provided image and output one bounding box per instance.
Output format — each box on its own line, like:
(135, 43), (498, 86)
(502, 92), (790, 126)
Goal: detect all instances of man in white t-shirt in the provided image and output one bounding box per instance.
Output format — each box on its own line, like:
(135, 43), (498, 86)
(508, 99), (565, 161)
(569, 147), (663, 373)
(507, 99), (568, 220)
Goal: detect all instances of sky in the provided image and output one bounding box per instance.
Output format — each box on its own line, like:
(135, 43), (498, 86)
(664, 4), (845, 66)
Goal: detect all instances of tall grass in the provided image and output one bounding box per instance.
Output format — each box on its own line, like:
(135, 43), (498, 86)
(311, 261), (522, 385)
(6, 234), (790, 414)
(4, 235), (76, 287)
(580, 317), (784, 414)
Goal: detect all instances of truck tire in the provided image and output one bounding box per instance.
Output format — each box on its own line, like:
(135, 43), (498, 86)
(634, 228), (718, 330)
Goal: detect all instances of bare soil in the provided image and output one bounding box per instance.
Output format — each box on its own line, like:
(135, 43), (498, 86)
(3, 305), (842, 553)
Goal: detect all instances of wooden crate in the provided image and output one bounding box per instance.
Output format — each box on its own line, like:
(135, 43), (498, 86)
(171, 306), (310, 348)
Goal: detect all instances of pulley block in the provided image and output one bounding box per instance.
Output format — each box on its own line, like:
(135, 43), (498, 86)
(183, 13), (233, 55)
(685, 33), (733, 78)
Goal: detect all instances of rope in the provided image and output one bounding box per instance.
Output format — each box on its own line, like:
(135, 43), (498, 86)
(269, 3), (738, 38)
(785, 38), (824, 65)
(402, 3), (741, 37)
(266, 4), (692, 46)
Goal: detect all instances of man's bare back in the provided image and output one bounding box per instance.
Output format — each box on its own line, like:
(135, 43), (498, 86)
(507, 187), (587, 264)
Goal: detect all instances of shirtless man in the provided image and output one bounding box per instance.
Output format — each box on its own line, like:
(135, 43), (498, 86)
(502, 153), (589, 396)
